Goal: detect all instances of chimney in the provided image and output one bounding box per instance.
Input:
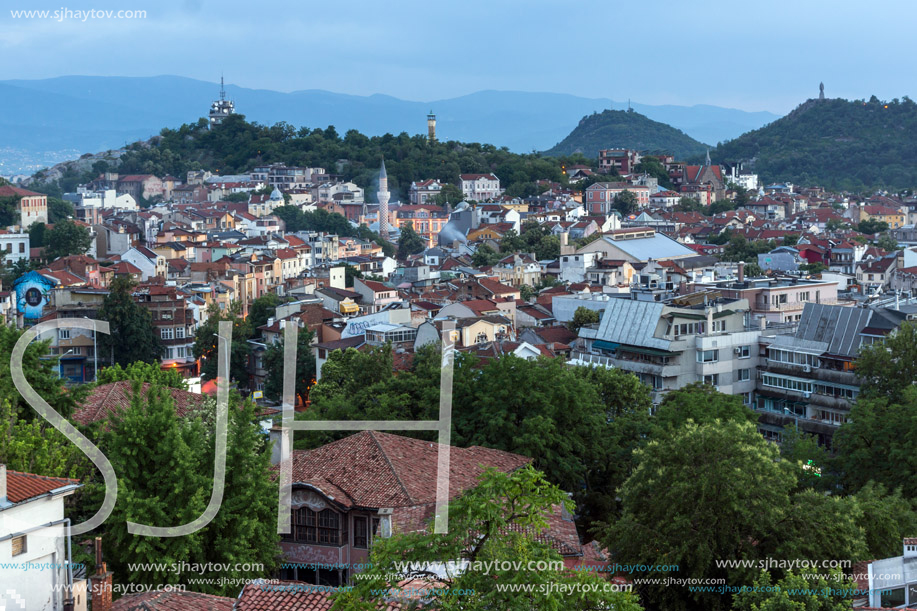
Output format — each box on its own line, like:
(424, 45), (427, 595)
(90, 537), (113, 611)
(0, 464), (6, 505)
(706, 307), (714, 336)
(738, 261), (745, 283)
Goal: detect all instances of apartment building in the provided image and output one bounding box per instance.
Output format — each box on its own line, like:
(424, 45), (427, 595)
(571, 291), (760, 405)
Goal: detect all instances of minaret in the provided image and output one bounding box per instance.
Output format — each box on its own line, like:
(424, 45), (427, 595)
(377, 159), (390, 240)
(427, 110), (437, 143)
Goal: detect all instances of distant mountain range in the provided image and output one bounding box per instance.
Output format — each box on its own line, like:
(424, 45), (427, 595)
(0, 76), (778, 174)
(706, 96), (917, 190)
(542, 109), (709, 160)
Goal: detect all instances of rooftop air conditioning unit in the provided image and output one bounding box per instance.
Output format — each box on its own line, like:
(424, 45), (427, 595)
(734, 347), (742, 355)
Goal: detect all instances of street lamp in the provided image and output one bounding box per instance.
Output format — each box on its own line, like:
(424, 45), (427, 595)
(83, 317), (97, 383)
(58, 349), (75, 380)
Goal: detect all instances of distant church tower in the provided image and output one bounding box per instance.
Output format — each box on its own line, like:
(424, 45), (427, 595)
(819, 82), (825, 100)
(705, 148), (712, 166)
(377, 159), (390, 240)
(209, 76), (235, 129)
(427, 110), (437, 143)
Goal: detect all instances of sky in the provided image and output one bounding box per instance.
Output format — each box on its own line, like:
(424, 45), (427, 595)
(1, 0), (914, 114)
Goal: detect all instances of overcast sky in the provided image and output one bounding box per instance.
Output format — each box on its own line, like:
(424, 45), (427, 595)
(1, 0), (913, 113)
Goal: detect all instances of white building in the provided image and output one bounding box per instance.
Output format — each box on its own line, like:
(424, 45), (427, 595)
(0, 464), (83, 610)
(459, 174), (503, 201)
(0, 230), (29, 262)
(865, 538), (917, 608)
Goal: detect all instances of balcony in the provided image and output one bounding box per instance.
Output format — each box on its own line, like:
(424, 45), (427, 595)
(810, 367), (858, 386)
(807, 392), (851, 411)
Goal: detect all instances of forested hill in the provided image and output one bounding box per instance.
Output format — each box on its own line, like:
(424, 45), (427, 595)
(708, 96), (917, 190)
(30, 114), (588, 200)
(542, 109), (709, 159)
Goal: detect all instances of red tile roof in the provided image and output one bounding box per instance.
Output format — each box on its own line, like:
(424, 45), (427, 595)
(276, 431), (530, 510)
(236, 581), (403, 610)
(111, 590), (234, 610)
(0, 185), (44, 198)
(4, 470), (80, 504)
(73, 381), (208, 425)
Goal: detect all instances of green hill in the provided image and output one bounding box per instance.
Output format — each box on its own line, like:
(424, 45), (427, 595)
(708, 96), (917, 190)
(542, 109), (709, 159)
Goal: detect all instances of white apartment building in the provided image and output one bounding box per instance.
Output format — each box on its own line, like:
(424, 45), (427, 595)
(459, 174), (502, 201)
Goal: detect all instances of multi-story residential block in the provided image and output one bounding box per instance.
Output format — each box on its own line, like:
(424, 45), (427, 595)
(570, 291), (760, 405)
(0, 229), (29, 262)
(754, 303), (907, 446)
(391, 204), (450, 246)
(598, 149), (642, 175)
(459, 173), (502, 201)
(117, 174), (164, 202)
(584, 183), (650, 213)
(251, 164), (323, 190)
(133, 284), (200, 377)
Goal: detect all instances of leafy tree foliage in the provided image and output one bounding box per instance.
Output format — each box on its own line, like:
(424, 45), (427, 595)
(47, 197), (75, 223)
(709, 97), (917, 189)
(567, 306), (600, 333)
(471, 243), (500, 267)
(396, 220), (426, 259)
(651, 382), (758, 434)
(46, 219), (92, 260)
(613, 190), (639, 217)
(333, 466), (644, 611)
(877, 233), (900, 251)
(543, 109), (707, 159)
(722, 234), (776, 262)
(854, 321), (917, 401)
(0, 325), (84, 419)
(857, 219), (889, 235)
(731, 568), (860, 611)
(28, 222), (47, 248)
(601, 420), (868, 611)
(248, 293), (282, 338)
(677, 196), (705, 212)
(0, 399), (89, 479)
(96, 276), (163, 367)
(103, 383), (278, 595)
(263, 329), (316, 407)
(95, 361), (187, 389)
(192, 302), (252, 387)
(634, 155), (675, 189)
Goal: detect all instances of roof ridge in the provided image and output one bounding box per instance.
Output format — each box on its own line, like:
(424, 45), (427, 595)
(368, 431), (417, 506)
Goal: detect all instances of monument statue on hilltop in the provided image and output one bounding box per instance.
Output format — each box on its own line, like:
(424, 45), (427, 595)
(819, 82), (825, 100)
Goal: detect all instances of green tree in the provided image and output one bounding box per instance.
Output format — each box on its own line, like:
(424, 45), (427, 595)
(46, 219), (92, 260)
(433, 183), (464, 205)
(0, 325), (84, 419)
(567, 306), (600, 334)
(263, 329), (316, 407)
(0, 398), (89, 479)
(47, 197), (75, 223)
(612, 190), (638, 216)
(103, 383), (209, 588)
(783, 233), (800, 246)
(834, 387), (917, 496)
(192, 302), (252, 387)
(677, 196), (704, 212)
(857, 219), (889, 235)
(248, 293), (282, 337)
(731, 568), (860, 611)
(800, 262), (827, 275)
(854, 481), (917, 559)
(28, 222), (47, 248)
(855, 321), (917, 401)
(396, 220), (426, 259)
(343, 263), (362, 288)
(471, 243), (500, 267)
(332, 466), (643, 611)
(519, 284), (536, 301)
(96, 276), (163, 367)
(601, 420), (797, 611)
(826, 217), (844, 231)
(95, 361), (187, 389)
(535, 234), (560, 260)
(745, 261), (764, 277)
(877, 233), (900, 251)
(652, 382), (758, 435)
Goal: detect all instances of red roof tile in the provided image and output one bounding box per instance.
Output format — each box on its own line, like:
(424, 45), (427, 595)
(73, 381), (208, 425)
(236, 581), (402, 610)
(4, 470), (79, 504)
(111, 590), (234, 610)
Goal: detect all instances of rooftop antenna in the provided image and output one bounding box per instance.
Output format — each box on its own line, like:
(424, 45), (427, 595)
(220, 73), (226, 101)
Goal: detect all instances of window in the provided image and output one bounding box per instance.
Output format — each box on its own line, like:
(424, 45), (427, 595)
(11, 535), (26, 556)
(18, 243), (24, 253)
(161, 327), (173, 340)
(354, 516), (368, 548)
(318, 509), (340, 545)
(697, 349), (719, 363)
(742, 392), (752, 405)
(738, 368), (750, 381)
(175, 327), (185, 339)
(59, 329), (70, 340)
(293, 507), (316, 543)
(703, 374), (719, 386)
(739, 345), (751, 359)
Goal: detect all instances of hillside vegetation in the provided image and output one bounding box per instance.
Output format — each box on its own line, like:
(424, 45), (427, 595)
(29, 114), (592, 200)
(709, 96), (917, 190)
(542, 109), (709, 159)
